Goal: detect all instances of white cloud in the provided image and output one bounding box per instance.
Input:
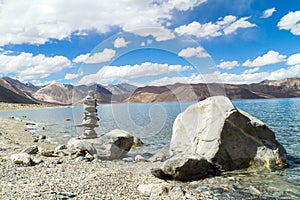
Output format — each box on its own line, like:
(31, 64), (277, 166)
(243, 67), (260, 74)
(217, 60), (239, 69)
(0, 52), (71, 80)
(287, 53), (300, 65)
(178, 46), (210, 58)
(78, 62), (192, 85)
(73, 48), (116, 64)
(64, 73), (79, 80)
(261, 8), (276, 18)
(277, 11), (300, 36)
(0, 0), (207, 45)
(164, 0), (207, 11)
(149, 64), (300, 85)
(242, 50), (286, 67)
(113, 37), (130, 48)
(223, 17), (256, 35)
(175, 15), (256, 38)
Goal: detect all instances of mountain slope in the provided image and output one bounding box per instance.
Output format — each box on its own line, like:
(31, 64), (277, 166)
(1, 76), (299, 104)
(33, 82), (112, 104)
(0, 78), (38, 104)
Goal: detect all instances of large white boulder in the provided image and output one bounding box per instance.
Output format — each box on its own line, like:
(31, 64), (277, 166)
(153, 96), (287, 181)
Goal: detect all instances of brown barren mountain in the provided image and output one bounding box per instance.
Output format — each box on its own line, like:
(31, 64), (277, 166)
(0, 77), (299, 105)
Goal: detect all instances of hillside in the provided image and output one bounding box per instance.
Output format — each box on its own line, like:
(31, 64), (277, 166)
(0, 77), (299, 104)
(33, 82), (112, 105)
(0, 78), (38, 104)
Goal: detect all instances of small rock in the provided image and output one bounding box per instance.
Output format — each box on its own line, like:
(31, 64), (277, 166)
(137, 183), (172, 197)
(11, 153), (32, 166)
(33, 138), (39, 143)
(52, 160), (63, 165)
(65, 118), (71, 122)
(39, 135), (46, 140)
(122, 157), (134, 162)
(40, 149), (55, 157)
(148, 151), (166, 162)
(55, 144), (67, 151)
(22, 145), (39, 154)
(32, 157), (43, 165)
(135, 155), (147, 162)
(249, 185), (261, 195)
(25, 122), (36, 126)
(58, 192), (77, 198)
(85, 152), (94, 161)
(133, 137), (144, 147)
(75, 157), (85, 162)
(67, 138), (97, 156)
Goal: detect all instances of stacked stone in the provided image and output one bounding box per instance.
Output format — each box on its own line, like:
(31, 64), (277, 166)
(81, 91), (99, 139)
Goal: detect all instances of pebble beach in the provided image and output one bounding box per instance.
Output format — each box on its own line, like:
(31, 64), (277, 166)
(0, 103), (298, 199)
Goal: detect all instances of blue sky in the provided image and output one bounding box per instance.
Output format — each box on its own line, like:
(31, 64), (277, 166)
(0, 0), (300, 86)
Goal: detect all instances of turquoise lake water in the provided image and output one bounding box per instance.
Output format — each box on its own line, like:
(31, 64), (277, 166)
(0, 98), (299, 198)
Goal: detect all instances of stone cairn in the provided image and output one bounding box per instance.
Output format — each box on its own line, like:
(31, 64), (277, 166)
(80, 91), (99, 139)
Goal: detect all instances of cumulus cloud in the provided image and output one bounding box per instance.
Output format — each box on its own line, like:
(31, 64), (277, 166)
(64, 73), (80, 80)
(287, 53), (300, 65)
(73, 48), (116, 64)
(78, 62), (192, 85)
(163, 0), (207, 11)
(178, 46), (210, 58)
(0, 52), (71, 80)
(261, 8), (276, 18)
(149, 64), (300, 85)
(113, 37), (130, 48)
(0, 0), (207, 45)
(217, 60), (239, 69)
(243, 67), (260, 74)
(175, 15), (256, 38)
(277, 11), (300, 36)
(242, 50), (286, 67)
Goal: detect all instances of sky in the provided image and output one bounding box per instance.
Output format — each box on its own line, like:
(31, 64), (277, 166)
(0, 0), (300, 86)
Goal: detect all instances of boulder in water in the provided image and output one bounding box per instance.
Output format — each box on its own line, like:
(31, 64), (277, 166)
(152, 96), (287, 181)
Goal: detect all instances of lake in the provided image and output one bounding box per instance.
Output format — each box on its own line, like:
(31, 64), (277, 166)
(0, 97), (299, 198)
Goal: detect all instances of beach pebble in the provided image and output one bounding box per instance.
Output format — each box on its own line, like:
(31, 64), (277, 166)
(22, 145), (39, 154)
(39, 149), (55, 157)
(32, 157), (43, 165)
(135, 155), (147, 162)
(148, 151), (166, 162)
(137, 183), (172, 197)
(133, 137), (144, 147)
(55, 144), (67, 151)
(11, 153), (32, 166)
(51, 160), (63, 165)
(39, 135), (46, 140)
(122, 157), (134, 162)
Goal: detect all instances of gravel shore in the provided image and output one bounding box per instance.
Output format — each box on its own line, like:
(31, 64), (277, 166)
(0, 102), (66, 111)
(0, 117), (294, 199)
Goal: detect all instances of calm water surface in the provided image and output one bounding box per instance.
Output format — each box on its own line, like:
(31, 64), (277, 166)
(0, 98), (299, 198)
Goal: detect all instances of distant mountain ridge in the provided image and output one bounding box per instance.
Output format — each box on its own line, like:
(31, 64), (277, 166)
(0, 77), (299, 105)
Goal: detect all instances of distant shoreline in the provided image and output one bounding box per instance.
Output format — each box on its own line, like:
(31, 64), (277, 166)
(0, 102), (68, 111)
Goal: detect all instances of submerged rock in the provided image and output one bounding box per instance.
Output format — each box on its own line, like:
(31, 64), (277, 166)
(152, 96), (287, 181)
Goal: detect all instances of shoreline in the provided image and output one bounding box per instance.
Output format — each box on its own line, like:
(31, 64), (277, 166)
(0, 116), (298, 199)
(0, 102), (69, 111)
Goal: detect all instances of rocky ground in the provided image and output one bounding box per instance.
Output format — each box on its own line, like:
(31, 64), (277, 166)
(0, 116), (295, 200)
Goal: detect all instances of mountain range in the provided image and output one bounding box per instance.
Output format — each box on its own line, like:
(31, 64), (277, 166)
(0, 76), (299, 105)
